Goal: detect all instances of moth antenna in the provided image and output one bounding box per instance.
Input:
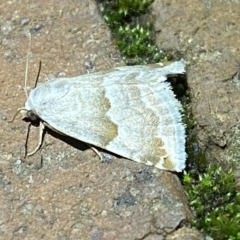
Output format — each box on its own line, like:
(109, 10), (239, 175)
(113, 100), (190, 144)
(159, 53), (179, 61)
(8, 108), (27, 123)
(24, 32), (32, 98)
(34, 61), (42, 88)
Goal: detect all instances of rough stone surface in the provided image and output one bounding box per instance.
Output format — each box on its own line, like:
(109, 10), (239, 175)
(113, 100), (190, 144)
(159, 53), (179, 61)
(150, 0), (240, 181)
(166, 227), (204, 240)
(0, 0), (195, 239)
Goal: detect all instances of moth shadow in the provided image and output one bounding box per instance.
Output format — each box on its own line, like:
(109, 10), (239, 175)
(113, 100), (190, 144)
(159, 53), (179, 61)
(46, 128), (122, 163)
(47, 128), (89, 152)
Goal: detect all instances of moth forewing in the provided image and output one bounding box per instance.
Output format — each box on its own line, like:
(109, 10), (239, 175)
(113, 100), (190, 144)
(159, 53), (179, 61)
(20, 61), (186, 171)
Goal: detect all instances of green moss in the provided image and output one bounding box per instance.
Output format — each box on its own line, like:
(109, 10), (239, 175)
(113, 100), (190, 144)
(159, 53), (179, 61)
(98, 0), (154, 26)
(98, 0), (170, 64)
(114, 23), (168, 64)
(182, 99), (240, 239)
(184, 165), (240, 239)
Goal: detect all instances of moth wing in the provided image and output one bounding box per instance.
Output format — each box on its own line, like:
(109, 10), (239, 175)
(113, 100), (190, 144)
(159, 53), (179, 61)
(26, 61), (186, 171)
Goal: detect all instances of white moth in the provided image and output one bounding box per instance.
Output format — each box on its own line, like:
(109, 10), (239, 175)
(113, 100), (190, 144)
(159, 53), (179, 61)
(17, 61), (186, 172)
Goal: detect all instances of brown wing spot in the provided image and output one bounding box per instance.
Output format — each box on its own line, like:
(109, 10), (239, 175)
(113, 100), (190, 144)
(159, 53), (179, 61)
(162, 156), (176, 170)
(93, 91), (118, 147)
(140, 137), (168, 165)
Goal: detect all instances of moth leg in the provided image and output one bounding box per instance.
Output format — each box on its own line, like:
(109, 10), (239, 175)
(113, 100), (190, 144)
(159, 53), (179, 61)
(86, 144), (103, 161)
(27, 121), (45, 156)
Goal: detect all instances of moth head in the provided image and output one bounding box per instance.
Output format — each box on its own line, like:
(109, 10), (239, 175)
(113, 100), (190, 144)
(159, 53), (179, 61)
(9, 108), (40, 126)
(21, 109), (40, 126)
(26, 110), (38, 121)
(19, 108), (36, 120)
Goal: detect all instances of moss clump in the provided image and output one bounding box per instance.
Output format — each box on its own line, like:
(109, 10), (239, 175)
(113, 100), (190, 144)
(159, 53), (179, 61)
(98, 0), (170, 65)
(98, 0), (154, 23)
(183, 102), (240, 239)
(184, 165), (240, 239)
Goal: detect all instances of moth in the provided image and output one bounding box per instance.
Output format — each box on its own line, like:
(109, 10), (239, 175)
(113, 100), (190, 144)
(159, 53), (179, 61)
(15, 61), (186, 172)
